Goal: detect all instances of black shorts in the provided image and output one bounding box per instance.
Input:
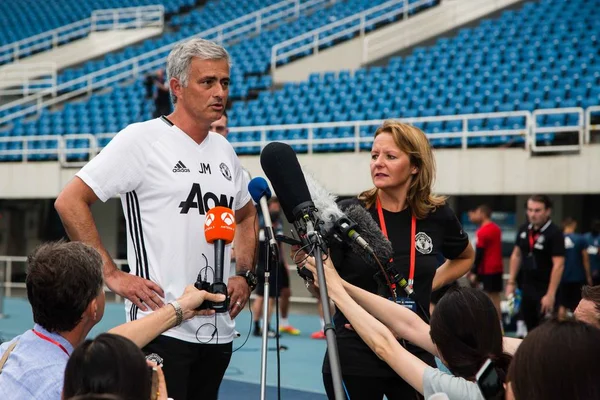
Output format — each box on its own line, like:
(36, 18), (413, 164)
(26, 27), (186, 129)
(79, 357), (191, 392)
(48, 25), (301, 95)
(255, 262), (289, 297)
(479, 273), (503, 293)
(558, 282), (584, 310)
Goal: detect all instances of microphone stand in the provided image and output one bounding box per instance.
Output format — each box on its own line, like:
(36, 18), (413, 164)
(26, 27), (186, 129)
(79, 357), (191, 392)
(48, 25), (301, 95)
(260, 226), (278, 400)
(307, 221), (345, 400)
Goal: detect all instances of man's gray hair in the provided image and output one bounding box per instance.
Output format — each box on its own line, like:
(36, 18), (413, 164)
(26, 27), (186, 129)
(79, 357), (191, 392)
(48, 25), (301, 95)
(166, 38), (230, 103)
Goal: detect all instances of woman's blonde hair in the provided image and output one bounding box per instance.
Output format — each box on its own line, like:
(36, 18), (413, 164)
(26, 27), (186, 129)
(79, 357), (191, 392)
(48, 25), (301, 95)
(358, 120), (446, 219)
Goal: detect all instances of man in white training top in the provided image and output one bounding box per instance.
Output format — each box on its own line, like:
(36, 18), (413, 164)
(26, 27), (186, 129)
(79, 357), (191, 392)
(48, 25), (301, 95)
(55, 38), (258, 400)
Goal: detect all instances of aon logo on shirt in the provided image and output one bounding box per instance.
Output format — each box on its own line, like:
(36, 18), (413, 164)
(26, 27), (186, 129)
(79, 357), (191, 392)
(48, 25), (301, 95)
(179, 183), (234, 214)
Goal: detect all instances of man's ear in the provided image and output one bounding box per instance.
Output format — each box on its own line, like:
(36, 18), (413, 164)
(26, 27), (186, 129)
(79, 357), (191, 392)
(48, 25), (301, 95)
(86, 298), (99, 321)
(169, 77), (181, 101)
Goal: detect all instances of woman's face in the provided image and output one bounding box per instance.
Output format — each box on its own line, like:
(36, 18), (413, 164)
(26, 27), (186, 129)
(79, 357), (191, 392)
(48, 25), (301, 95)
(370, 132), (416, 191)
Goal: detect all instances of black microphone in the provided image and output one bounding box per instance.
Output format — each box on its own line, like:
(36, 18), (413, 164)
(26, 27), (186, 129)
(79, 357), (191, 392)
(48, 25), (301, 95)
(260, 142), (322, 250)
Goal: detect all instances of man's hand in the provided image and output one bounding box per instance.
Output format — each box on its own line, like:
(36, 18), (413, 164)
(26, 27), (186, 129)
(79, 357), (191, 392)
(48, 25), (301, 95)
(105, 269), (164, 311)
(540, 293), (555, 315)
(177, 285), (226, 319)
(227, 275), (250, 319)
(505, 281), (516, 299)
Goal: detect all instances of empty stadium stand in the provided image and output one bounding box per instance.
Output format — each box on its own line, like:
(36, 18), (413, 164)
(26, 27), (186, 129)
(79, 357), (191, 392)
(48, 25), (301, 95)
(0, 0), (598, 162)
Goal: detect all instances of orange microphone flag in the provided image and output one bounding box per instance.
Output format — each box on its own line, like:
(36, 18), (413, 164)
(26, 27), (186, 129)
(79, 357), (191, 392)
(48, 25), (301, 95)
(204, 206), (236, 244)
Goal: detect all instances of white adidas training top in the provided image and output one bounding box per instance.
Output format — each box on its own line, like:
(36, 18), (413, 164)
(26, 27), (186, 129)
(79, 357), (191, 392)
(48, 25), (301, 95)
(77, 117), (251, 344)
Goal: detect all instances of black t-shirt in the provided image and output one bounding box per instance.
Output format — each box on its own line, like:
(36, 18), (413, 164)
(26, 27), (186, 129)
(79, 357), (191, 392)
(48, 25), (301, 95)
(515, 220), (565, 287)
(323, 198), (469, 377)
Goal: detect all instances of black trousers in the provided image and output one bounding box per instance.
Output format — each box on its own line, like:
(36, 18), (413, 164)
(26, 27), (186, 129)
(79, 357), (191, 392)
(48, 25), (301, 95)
(521, 283), (548, 332)
(143, 335), (232, 400)
(323, 372), (423, 400)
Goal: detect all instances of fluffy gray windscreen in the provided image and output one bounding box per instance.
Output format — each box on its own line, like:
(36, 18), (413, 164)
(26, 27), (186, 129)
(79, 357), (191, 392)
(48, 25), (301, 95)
(304, 172), (344, 234)
(344, 204), (394, 268)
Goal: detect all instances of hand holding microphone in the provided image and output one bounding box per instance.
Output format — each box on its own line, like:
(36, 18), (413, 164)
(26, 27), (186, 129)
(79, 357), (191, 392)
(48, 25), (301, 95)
(195, 206), (236, 313)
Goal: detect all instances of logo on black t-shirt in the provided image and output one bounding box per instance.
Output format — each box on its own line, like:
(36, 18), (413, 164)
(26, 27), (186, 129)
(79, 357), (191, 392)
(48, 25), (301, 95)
(415, 232), (433, 254)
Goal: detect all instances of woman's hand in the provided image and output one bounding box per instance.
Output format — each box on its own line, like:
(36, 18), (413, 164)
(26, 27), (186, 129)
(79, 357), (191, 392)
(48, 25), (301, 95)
(304, 255), (345, 297)
(147, 361), (169, 400)
(290, 245), (320, 297)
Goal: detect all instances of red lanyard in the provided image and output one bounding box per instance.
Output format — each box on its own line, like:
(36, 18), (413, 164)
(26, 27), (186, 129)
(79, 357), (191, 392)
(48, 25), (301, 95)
(32, 329), (70, 356)
(376, 197), (417, 289)
(528, 230), (540, 253)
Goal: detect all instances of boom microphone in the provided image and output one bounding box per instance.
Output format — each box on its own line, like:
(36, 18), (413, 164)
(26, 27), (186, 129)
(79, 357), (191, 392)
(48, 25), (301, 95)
(260, 142), (323, 252)
(260, 142), (315, 223)
(260, 142), (346, 400)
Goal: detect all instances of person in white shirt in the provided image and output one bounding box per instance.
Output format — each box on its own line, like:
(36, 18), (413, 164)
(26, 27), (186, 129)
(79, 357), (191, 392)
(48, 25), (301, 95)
(55, 38), (258, 400)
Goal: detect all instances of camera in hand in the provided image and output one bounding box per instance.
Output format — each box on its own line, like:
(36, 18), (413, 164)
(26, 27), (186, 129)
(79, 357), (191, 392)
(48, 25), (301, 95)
(195, 206), (236, 313)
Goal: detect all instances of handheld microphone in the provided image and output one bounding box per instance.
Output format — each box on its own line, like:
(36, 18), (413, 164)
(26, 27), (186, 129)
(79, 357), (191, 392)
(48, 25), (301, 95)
(260, 142), (324, 252)
(248, 177), (278, 255)
(196, 206), (236, 312)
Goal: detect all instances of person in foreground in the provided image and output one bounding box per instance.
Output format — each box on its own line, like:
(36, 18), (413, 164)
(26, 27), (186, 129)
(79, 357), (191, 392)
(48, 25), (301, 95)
(0, 241), (223, 400)
(301, 256), (514, 400)
(63, 333), (169, 400)
(505, 318), (600, 400)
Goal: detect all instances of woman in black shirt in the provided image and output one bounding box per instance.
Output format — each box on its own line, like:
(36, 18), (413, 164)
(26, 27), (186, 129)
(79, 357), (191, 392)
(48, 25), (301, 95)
(298, 121), (474, 399)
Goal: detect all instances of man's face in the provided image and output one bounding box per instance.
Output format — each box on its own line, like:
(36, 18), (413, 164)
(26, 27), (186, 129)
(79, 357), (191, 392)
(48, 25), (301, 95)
(210, 115), (229, 137)
(171, 57), (229, 127)
(469, 209), (482, 224)
(574, 299), (600, 329)
(526, 200), (551, 227)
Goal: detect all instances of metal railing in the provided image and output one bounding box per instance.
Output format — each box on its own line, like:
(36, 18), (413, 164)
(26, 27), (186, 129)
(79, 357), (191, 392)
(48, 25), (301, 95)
(532, 108), (584, 153)
(0, 5), (165, 65)
(0, 0), (333, 127)
(586, 105), (600, 144)
(0, 107), (594, 168)
(0, 256), (128, 299)
(0, 62), (57, 96)
(270, 0), (431, 72)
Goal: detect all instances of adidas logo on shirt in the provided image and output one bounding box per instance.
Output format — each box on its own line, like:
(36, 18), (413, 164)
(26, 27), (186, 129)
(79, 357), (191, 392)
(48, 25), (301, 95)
(173, 161), (190, 173)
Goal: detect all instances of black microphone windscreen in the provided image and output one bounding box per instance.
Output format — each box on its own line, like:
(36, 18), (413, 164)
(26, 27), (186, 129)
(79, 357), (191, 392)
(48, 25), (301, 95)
(260, 142), (314, 222)
(345, 204), (394, 266)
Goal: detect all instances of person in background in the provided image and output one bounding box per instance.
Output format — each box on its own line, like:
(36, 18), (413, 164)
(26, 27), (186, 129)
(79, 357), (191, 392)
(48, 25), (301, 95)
(210, 110), (229, 138)
(585, 219), (600, 285)
(252, 197), (300, 337)
(152, 69), (171, 119)
(468, 204), (504, 318)
(505, 195), (565, 333)
(559, 218), (592, 317)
